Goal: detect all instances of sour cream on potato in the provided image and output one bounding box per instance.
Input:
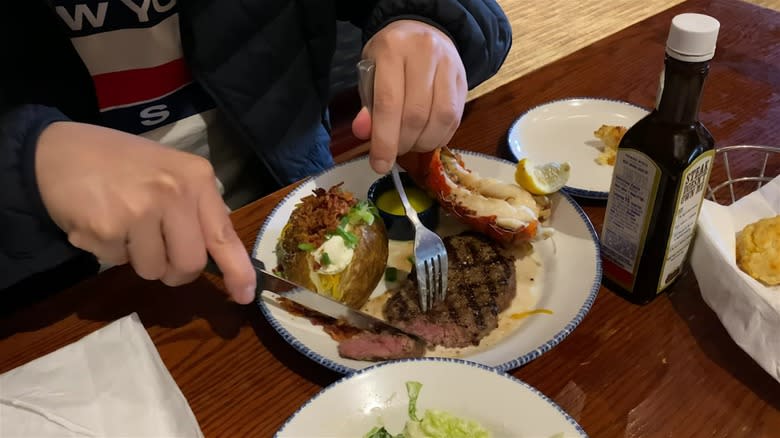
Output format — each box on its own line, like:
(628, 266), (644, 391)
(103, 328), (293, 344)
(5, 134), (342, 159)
(312, 232), (355, 275)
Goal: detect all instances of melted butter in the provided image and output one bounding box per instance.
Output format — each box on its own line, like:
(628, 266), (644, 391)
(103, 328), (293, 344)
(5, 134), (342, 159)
(360, 234), (545, 358)
(376, 187), (433, 216)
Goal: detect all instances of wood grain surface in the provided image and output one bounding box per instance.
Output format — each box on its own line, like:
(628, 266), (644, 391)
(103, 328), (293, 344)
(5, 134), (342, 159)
(1, 0), (779, 437)
(468, 0), (780, 101)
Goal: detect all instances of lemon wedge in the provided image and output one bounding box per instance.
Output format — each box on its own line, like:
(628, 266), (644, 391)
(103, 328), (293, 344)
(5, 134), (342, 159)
(514, 158), (571, 195)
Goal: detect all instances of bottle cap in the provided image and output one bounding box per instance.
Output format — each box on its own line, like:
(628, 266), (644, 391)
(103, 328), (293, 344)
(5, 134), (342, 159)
(666, 13), (720, 62)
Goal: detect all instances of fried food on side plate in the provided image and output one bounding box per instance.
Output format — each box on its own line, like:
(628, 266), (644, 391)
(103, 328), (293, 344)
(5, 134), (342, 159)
(594, 124), (627, 166)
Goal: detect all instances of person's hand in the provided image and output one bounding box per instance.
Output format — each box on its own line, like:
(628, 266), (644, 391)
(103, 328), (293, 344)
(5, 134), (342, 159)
(35, 122), (256, 304)
(352, 20), (468, 174)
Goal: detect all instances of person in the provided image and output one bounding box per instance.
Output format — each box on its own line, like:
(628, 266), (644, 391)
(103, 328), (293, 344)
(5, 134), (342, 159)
(0, 1), (511, 305)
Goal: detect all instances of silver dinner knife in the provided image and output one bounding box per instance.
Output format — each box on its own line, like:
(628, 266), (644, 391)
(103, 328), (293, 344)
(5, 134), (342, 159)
(204, 256), (425, 342)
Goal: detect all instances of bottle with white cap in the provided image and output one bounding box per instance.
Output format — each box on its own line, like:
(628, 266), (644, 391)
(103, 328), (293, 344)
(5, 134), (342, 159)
(600, 13), (720, 304)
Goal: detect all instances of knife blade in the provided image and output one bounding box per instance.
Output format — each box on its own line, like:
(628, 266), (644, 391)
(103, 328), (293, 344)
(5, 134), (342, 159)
(204, 256), (425, 342)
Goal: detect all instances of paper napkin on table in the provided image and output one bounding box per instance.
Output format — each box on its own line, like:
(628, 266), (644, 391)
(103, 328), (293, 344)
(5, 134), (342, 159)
(691, 175), (780, 383)
(0, 313), (204, 437)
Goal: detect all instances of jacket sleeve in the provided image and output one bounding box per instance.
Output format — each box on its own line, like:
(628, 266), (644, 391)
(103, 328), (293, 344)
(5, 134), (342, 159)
(335, 0), (512, 90)
(0, 104), (87, 290)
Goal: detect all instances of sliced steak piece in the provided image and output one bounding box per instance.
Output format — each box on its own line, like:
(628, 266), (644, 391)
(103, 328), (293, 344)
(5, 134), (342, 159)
(277, 297), (425, 361)
(383, 232), (516, 348)
(338, 332), (426, 361)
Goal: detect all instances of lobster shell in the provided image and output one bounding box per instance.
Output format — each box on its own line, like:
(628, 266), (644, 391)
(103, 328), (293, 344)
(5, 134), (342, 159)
(396, 147), (540, 245)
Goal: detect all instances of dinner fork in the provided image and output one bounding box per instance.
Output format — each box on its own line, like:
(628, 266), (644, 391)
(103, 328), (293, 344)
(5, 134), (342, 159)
(390, 165), (449, 312)
(357, 59), (449, 312)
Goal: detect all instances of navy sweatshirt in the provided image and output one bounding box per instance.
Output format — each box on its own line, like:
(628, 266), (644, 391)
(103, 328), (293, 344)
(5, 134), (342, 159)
(0, 0), (512, 293)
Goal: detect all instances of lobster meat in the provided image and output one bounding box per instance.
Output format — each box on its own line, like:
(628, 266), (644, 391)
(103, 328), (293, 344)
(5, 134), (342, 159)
(397, 147), (551, 245)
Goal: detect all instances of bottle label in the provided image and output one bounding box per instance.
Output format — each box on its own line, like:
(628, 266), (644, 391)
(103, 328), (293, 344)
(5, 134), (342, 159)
(657, 150), (715, 291)
(601, 149), (661, 291)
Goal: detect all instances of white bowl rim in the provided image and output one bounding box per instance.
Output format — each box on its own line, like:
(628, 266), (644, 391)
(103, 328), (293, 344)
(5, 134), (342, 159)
(274, 356), (589, 437)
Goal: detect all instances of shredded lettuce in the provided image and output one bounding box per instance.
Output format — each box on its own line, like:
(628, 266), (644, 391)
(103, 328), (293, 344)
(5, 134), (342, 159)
(406, 381), (422, 422)
(364, 381), (491, 438)
(404, 410), (490, 438)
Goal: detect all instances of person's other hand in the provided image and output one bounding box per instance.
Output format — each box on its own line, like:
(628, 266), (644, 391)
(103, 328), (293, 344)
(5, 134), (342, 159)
(352, 20), (467, 174)
(35, 122), (256, 304)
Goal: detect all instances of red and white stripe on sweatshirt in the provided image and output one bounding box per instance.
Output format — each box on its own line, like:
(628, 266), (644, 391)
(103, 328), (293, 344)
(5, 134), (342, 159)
(52, 0), (215, 137)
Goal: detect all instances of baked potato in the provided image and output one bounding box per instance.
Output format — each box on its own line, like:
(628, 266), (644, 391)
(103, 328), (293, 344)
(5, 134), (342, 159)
(275, 184), (389, 308)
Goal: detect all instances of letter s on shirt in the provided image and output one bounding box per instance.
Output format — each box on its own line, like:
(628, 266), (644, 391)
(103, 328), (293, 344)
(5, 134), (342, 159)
(140, 104), (171, 126)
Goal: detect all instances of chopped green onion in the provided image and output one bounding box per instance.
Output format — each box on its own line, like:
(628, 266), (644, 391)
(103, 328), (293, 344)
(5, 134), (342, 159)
(385, 267), (398, 282)
(297, 242), (315, 252)
(347, 200), (378, 226)
(335, 226), (359, 248)
(407, 255), (415, 265)
(321, 252), (331, 266)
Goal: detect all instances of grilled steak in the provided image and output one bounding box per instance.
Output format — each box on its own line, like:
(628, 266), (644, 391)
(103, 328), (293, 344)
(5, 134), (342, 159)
(383, 232), (517, 348)
(338, 332), (426, 361)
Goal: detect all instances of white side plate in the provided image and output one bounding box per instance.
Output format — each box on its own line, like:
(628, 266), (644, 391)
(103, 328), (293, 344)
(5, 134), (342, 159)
(508, 97), (649, 199)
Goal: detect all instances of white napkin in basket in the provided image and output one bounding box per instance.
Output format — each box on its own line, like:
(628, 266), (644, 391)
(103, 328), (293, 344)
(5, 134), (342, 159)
(691, 175), (780, 382)
(0, 313), (204, 437)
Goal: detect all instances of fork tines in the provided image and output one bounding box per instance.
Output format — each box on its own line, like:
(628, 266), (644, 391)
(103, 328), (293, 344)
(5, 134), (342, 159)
(418, 252), (448, 312)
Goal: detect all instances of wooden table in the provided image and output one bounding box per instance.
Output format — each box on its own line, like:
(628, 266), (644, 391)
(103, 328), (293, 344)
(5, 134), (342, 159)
(2, 0), (778, 436)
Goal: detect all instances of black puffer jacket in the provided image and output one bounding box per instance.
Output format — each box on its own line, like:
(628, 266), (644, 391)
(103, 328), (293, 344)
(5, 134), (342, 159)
(0, 0), (511, 293)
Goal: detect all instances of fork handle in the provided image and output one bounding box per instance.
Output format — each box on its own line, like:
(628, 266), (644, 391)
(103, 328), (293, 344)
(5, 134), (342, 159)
(357, 59), (375, 112)
(358, 60), (422, 227)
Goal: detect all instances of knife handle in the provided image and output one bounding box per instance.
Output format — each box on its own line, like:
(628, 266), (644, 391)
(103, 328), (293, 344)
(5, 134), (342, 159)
(204, 255), (265, 281)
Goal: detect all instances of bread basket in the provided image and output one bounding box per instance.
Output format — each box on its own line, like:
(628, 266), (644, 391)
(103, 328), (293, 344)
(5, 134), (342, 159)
(690, 144), (780, 382)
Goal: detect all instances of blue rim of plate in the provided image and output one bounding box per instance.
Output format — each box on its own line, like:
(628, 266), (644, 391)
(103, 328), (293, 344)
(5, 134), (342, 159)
(506, 96), (651, 201)
(252, 150), (602, 376)
(274, 357), (589, 437)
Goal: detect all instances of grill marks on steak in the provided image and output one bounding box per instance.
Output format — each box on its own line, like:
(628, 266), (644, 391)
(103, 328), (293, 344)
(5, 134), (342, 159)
(383, 232), (516, 348)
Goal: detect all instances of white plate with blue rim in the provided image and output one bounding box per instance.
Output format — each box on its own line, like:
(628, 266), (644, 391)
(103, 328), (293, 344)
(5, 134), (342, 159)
(252, 150), (601, 375)
(275, 358), (588, 437)
(507, 97), (649, 200)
